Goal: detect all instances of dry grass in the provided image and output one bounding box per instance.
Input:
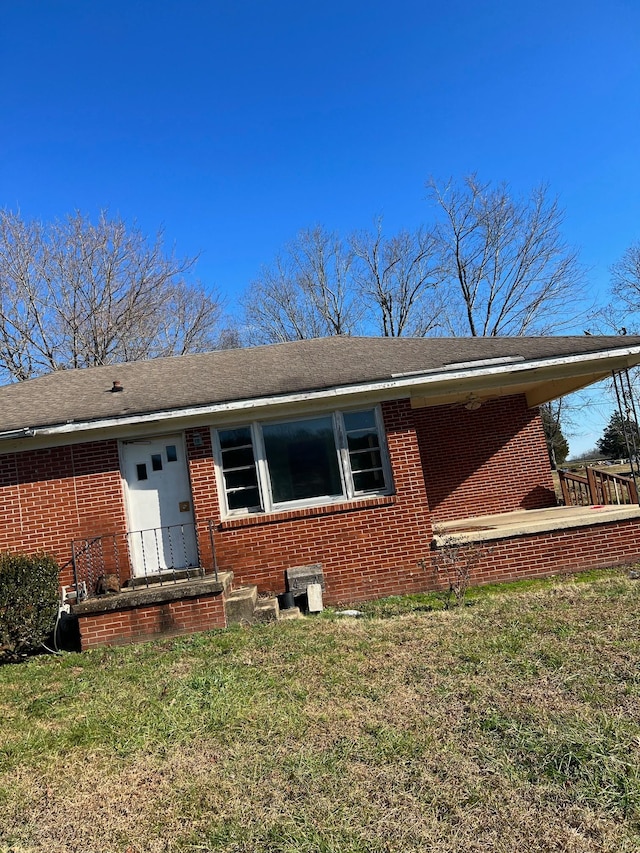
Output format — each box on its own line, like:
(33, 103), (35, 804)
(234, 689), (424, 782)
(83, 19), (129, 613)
(1, 570), (640, 852)
(564, 462), (632, 476)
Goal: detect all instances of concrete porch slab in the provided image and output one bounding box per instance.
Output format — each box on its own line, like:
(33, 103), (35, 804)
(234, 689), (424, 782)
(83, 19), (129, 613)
(434, 504), (640, 545)
(73, 571), (233, 616)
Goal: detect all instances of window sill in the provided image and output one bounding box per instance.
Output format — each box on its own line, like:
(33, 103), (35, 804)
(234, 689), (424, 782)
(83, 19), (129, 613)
(218, 494), (397, 530)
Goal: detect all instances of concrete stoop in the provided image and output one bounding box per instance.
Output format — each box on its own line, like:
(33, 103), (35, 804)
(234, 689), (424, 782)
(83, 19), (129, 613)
(224, 585), (302, 626)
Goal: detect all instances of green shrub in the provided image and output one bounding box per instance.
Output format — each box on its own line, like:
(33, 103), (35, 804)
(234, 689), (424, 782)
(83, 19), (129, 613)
(0, 552), (60, 661)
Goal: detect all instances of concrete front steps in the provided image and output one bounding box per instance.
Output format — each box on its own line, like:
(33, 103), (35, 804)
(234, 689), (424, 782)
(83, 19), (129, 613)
(224, 585), (302, 626)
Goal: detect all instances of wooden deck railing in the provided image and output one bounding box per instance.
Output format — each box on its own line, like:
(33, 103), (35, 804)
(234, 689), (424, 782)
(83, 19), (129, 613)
(559, 467), (638, 507)
(559, 470), (591, 506)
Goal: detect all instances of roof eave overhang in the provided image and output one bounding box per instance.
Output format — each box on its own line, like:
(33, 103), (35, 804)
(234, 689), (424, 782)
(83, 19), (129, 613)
(8, 344), (640, 442)
(410, 355), (629, 410)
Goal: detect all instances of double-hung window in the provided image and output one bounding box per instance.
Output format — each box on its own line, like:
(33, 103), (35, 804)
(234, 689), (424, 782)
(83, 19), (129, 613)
(214, 407), (391, 516)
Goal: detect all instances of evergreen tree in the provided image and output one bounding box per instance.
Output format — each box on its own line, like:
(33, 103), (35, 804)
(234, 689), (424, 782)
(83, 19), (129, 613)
(597, 411), (640, 459)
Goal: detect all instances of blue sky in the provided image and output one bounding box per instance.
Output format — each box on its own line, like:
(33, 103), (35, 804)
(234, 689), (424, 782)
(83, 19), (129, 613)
(1, 0), (640, 453)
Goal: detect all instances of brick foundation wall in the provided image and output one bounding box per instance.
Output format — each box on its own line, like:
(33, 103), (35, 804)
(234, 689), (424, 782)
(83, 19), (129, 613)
(415, 396), (557, 523)
(0, 441), (126, 586)
(431, 517), (640, 589)
(77, 592), (227, 649)
(75, 515), (640, 648)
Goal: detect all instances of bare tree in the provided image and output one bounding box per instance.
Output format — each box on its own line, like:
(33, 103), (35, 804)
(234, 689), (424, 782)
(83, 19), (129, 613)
(243, 222), (445, 343)
(243, 226), (362, 344)
(350, 220), (442, 337)
(610, 242), (640, 331)
(244, 178), (586, 344)
(0, 210), (226, 382)
(540, 399), (570, 467)
(426, 175), (584, 336)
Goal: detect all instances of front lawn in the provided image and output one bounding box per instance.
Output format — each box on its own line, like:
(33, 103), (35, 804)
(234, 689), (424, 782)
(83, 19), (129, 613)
(1, 570), (639, 852)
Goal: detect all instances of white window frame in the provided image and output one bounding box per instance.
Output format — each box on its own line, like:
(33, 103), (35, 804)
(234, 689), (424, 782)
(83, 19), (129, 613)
(212, 406), (393, 518)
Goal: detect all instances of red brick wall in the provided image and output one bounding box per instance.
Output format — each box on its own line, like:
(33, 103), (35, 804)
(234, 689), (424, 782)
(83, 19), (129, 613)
(414, 395), (557, 523)
(77, 593), (227, 649)
(1, 401), (639, 640)
(188, 400), (435, 604)
(185, 427), (219, 571)
(0, 441), (125, 586)
(432, 518), (640, 590)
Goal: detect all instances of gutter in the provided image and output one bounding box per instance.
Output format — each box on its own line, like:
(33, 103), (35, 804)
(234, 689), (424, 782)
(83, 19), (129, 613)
(0, 428), (36, 440)
(8, 344), (640, 440)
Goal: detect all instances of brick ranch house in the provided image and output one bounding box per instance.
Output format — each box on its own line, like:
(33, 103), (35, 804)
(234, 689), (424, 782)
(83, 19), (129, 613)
(1, 335), (640, 649)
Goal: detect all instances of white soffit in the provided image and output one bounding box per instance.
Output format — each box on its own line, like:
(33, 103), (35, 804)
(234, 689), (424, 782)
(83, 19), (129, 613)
(410, 348), (640, 409)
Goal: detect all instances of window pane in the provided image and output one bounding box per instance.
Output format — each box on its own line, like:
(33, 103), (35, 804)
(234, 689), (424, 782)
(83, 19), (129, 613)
(151, 454), (163, 471)
(353, 468), (386, 491)
(344, 409), (386, 494)
(218, 426), (261, 511)
(227, 487), (261, 510)
(349, 448), (382, 472)
(220, 427), (252, 450)
(347, 431), (380, 451)
(263, 417), (342, 503)
(225, 467), (259, 490)
(136, 463), (148, 481)
(343, 410), (377, 432)
(221, 446), (256, 469)
(166, 445), (177, 462)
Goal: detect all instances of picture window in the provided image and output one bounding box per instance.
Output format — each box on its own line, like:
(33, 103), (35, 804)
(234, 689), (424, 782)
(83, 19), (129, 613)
(214, 407), (391, 516)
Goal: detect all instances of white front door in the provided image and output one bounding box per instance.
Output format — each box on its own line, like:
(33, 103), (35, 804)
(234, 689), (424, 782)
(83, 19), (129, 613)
(121, 436), (198, 576)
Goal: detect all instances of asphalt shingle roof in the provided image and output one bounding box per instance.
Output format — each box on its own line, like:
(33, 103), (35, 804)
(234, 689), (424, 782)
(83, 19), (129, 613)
(0, 335), (638, 433)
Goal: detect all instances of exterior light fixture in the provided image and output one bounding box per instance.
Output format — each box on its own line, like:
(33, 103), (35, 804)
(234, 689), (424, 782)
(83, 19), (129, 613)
(464, 394), (482, 411)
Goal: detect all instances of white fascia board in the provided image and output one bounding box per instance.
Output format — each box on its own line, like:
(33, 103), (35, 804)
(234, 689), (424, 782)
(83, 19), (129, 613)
(30, 344), (640, 438)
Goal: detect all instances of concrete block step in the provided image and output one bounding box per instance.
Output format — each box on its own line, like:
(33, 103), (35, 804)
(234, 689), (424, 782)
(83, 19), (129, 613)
(278, 606), (302, 621)
(225, 585), (258, 626)
(254, 598), (279, 623)
(226, 586), (303, 626)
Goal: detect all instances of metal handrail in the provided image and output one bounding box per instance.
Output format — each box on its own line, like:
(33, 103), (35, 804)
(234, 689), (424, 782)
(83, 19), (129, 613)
(70, 519), (218, 600)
